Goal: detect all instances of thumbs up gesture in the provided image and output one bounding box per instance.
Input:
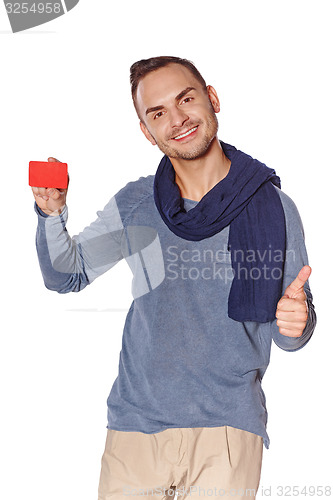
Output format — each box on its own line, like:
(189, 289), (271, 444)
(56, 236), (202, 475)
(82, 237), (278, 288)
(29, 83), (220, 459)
(275, 265), (312, 337)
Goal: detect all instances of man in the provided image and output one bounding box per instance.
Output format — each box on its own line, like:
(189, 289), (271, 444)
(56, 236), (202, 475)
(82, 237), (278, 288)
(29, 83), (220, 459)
(31, 56), (316, 499)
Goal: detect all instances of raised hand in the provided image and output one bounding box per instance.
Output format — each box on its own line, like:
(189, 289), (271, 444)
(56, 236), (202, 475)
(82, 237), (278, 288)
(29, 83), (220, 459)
(275, 265), (312, 337)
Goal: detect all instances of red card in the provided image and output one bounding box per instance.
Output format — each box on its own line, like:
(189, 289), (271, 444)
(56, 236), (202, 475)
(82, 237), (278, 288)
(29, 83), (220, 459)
(29, 161), (68, 189)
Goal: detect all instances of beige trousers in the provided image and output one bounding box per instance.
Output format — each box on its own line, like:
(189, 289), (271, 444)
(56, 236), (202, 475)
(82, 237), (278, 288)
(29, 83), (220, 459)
(97, 426), (263, 500)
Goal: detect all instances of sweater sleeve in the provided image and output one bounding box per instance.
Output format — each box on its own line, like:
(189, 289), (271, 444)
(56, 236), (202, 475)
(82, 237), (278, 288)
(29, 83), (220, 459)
(34, 196), (124, 293)
(271, 188), (316, 351)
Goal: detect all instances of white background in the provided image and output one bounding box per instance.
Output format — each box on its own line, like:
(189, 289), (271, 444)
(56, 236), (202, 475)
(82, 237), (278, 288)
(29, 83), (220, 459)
(0, 1), (332, 498)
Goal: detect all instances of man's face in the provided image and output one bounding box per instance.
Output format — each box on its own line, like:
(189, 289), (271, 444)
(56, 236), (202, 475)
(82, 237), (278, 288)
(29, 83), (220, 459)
(135, 64), (220, 160)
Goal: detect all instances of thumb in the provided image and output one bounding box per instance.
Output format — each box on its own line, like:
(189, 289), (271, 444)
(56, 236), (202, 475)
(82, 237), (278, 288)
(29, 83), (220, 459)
(284, 265), (312, 299)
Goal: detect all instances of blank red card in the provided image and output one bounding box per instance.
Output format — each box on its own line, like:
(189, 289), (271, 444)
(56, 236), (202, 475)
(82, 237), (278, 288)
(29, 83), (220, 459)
(29, 161), (68, 189)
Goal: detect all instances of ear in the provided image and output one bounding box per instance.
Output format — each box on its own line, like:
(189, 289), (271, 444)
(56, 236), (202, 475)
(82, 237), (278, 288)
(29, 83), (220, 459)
(140, 121), (157, 146)
(206, 85), (220, 113)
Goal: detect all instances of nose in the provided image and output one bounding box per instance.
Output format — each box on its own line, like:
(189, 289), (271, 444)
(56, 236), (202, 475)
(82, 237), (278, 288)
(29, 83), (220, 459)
(169, 106), (189, 128)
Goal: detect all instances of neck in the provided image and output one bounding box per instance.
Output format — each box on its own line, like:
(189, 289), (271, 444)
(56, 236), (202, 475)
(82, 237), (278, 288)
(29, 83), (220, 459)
(170, 137), (231, 202)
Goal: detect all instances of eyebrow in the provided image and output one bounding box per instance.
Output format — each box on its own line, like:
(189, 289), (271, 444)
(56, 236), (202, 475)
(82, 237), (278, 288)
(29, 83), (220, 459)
(145, 86), (196, 116)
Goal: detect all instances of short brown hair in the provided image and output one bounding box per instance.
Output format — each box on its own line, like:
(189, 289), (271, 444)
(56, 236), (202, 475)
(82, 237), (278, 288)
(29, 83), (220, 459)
(130, 56), (207, 118)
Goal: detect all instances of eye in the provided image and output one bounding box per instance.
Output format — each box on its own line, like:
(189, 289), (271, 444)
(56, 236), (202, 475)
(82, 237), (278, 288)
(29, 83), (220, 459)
(181, 96), (194, 104)
(153, 111), (164, 120)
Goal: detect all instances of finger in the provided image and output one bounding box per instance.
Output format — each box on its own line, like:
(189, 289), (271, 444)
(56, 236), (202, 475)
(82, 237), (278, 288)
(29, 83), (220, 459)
(276, 319), (306, 331)
(276, 310), (308, 323)
(32, 187), (49, 200)
(283, 288), (307, 303)
(278, 327), (303, 338)
(276, 297), (307, 312)
(283, 287), (307, 303)
(32, 192), (47, 208)
(48, 157), (60, 162)
(46, 188), (65, 200)
(284, 265), (312, 298)
(31, 186), (45, 196)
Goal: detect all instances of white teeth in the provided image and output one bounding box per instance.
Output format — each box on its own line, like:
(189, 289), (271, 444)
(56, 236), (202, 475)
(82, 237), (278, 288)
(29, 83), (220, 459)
(174, 126), (198, 140)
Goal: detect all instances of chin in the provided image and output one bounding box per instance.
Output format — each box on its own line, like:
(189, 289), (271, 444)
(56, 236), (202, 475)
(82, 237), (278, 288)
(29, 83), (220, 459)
(164, 135), (216, 161)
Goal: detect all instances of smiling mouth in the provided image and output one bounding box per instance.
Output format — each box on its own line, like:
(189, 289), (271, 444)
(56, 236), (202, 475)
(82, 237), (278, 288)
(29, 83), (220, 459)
(173, 126), (198, 141)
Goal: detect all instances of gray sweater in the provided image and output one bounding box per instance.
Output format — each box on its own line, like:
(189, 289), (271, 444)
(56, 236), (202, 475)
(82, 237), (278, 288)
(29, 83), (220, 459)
(34, 175), (316, 449)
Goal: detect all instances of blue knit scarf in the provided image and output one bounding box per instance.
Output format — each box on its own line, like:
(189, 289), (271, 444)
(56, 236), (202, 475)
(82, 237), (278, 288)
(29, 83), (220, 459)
(153, 141), (286, 323)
